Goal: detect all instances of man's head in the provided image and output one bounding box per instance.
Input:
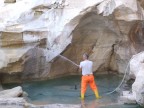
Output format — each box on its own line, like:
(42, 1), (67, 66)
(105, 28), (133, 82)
(83, 53), (89, 60)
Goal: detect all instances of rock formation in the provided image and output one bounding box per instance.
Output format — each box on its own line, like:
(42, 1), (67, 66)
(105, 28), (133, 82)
(119, 15), (144, 106)
(120, 51), (144, 106)
(0, 0), (144, 83)
(0, 86), (25, 108)
(0, 86), (23, 98)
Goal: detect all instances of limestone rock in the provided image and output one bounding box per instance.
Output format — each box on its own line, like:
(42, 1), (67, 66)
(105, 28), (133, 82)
(0, 86), (23, 98)
(120, 91), (137, 104)
(97, 0), (144, 21)
(0, 86), (26, 108)
(120, 51), (144, 106)
(0, 98), (26, 108)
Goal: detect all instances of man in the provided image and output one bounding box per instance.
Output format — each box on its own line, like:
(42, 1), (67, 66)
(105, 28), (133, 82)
(79, 53), (100, 100)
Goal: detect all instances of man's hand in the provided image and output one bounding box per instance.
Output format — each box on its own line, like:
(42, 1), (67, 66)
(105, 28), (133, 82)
(79, 65), (82, 71)
(77, 65), (82, 73)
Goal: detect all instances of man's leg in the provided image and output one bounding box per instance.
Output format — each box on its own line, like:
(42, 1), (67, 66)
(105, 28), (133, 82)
(81, 76), (88, 100)
(89, 75), (101, 99)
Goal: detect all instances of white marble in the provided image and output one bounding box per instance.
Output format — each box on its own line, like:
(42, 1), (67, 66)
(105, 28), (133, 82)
(121, 51), (144, 106)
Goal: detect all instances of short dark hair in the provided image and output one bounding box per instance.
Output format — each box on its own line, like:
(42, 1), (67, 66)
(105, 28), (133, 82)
(83, 53), (89, 59)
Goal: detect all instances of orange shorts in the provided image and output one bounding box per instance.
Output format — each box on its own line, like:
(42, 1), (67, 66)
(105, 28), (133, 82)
(81, 75), (97, 94)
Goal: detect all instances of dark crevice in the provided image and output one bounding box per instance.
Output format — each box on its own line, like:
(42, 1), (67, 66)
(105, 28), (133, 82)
(108, 44), (117, 72)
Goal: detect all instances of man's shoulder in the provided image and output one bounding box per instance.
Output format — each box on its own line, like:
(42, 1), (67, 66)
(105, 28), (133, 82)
(88, 60), (93, 63)
(80, 61), (84, 64)
(81, 60), (93, 64)
(80, 61), (87, 65)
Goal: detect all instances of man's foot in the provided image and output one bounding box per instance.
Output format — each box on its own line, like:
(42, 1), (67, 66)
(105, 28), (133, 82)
(81, 94), (85, 100)
(96, 96), (102, 99)
(81, 100), (86, 108)
(81, 96), (85, 100)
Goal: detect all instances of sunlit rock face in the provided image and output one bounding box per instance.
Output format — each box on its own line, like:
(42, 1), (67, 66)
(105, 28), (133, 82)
(0, 0), (144, 82)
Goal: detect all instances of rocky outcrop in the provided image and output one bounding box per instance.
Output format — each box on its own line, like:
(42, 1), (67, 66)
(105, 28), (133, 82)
(0, 86), (23, 98)
(0, 0), (144, 82)
(0, 86), (25, 108)
(120, 51), (144, 106)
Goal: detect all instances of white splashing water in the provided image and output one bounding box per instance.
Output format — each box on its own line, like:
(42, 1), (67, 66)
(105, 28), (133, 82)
(59, 55), (79, 67)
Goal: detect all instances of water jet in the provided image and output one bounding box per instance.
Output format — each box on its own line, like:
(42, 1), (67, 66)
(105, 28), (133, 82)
(58, 55), (79, 67)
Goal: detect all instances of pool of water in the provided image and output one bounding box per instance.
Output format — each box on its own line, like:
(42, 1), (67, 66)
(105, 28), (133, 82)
(2, 74), (140, 108)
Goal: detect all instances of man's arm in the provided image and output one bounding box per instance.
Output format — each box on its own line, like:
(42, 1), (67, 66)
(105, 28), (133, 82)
(79, 66), (82, 71)
(79, 62), (82, 72)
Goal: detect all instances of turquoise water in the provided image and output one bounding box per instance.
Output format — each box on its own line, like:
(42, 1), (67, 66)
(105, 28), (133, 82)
(3, 74), (140, 108)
